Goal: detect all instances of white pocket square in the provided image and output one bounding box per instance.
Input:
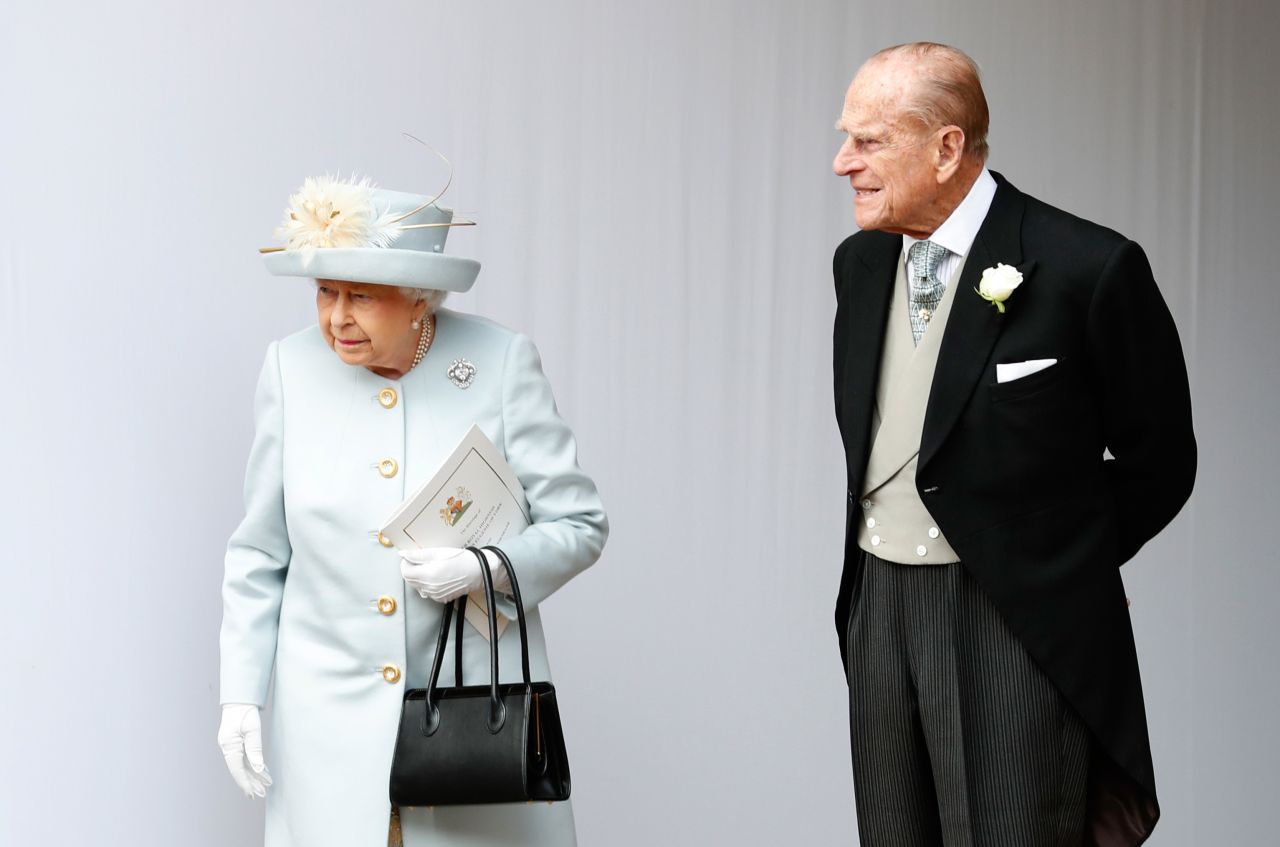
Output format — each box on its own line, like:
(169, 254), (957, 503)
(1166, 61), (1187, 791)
(996, 358), (1057, 384)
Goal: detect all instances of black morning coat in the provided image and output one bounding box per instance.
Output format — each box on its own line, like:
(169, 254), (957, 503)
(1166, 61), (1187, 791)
(832, 173), (1196, 846)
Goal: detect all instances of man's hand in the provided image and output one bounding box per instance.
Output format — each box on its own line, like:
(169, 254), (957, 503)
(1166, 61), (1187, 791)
(218, 703), (272, 798)
(400, 547), (509, 603)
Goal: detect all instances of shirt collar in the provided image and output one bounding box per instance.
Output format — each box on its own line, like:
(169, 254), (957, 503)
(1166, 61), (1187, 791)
(902, 168), (997, 259)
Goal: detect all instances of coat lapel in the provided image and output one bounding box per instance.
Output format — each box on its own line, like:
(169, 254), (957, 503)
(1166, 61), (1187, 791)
(863, 252), (966, 494)
(840, 232), (900, 486)
(919, 175), (1033, 471)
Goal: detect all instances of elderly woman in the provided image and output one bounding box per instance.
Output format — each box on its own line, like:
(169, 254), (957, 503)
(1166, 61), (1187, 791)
(217, 176), (607, 846)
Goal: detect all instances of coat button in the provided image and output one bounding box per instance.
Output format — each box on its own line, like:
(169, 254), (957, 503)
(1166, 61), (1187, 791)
(377, 532), (394, 548)
(378, 387), (398, 409)
(861, 499), (873, 511)
(378, 458), (399, 478)
(871, 535), (881, 546)
(916, 545), (928, 557)
(865, 518), (876, 529)
(377, 595), (397, 616)
(382, 664), (401, 684)
(928, 527), (940, 539)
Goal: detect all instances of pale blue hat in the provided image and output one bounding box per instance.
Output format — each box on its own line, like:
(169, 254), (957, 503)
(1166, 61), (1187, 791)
(262, 181), (479, 292)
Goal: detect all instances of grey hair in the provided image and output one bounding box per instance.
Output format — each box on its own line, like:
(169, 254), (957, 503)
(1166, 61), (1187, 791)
(869, 42), (990, 161)
(400, 287), (449, 311)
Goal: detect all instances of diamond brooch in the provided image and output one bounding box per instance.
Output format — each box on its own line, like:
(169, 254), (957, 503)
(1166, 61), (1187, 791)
(447, 358), (477, 389)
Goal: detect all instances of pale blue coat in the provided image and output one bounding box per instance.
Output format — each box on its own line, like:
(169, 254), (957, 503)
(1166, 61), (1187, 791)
(220, 309), (608, 846)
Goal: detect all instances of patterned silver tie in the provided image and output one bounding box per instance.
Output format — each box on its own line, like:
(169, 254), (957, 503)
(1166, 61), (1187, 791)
(907, 239), (949, 345)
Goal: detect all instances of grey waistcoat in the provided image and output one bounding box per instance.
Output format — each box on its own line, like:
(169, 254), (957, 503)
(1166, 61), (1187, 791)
(855, 252), (968, 565)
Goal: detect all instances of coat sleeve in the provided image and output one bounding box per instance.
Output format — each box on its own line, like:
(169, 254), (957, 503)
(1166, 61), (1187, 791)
(491, 333), (608, 615)
(1087, 240), (1197, 564)
(831, 236), (856, 671)
(219, 342), (292, 706)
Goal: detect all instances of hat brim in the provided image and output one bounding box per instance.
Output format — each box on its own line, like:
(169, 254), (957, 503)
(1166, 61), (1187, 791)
(263, 248), (480, 293)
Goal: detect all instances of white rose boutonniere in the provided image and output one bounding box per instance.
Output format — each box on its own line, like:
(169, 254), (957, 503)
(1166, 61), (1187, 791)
(976, 263), (1024, 313)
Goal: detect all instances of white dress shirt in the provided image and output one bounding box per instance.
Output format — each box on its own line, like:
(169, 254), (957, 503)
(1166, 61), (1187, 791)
(903, 168), (998, 288)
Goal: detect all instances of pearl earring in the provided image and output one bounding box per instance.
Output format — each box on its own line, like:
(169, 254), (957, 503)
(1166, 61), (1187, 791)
(411, 318), (422, 331)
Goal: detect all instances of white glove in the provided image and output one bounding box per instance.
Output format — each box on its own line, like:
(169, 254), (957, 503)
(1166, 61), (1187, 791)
(399, 547), (511, 603)
(218, 703), (272, 798)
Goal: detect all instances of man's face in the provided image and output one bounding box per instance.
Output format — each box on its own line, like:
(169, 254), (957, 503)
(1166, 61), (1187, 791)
(833, 62), (940, 236)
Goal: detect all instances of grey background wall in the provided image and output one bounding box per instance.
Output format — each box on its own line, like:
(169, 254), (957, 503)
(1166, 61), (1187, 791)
(2, 1), (1277, 844)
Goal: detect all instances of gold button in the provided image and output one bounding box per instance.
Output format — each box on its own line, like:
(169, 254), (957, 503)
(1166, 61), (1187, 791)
(377, 532), (394, 548)
(377, 595), (397, 616)
(378, 387), (398, 409)
(378, 458), (399, 478)
(382, 664), (401, 684)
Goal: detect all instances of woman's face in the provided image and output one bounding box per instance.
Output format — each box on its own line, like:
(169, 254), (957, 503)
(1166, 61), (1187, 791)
(315, 279), (427, 377)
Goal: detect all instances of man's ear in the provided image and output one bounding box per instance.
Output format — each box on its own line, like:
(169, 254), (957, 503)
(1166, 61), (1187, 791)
(936, 126), (967, 181)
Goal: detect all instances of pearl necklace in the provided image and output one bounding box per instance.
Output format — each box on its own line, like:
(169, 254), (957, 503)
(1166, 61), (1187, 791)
(410, 314), (435, 371)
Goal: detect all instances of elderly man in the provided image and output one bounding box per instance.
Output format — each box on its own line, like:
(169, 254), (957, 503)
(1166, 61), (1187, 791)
(830, 43), (1194, 846)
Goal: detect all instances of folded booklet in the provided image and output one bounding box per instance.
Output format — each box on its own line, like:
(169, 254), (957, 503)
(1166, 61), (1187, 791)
(381, 425), (530, 641)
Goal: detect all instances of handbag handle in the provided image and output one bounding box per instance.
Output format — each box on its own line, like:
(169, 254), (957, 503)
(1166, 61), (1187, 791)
(453, 594), (466, 684)
(422, 547), (533, 735)
(450, 548), (533, 687)
(481, 545), (532, 686)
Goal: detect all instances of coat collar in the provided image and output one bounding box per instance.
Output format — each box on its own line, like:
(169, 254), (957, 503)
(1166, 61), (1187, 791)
(919, 172), (1034, 470)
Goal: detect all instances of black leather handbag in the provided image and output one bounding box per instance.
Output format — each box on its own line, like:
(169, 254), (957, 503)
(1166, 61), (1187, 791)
(389, 545), (571, 806)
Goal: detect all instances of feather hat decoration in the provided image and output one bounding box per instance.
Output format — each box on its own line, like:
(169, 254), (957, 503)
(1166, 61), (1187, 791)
(274, 175), (403, 267)
(260, 139), (480, 292)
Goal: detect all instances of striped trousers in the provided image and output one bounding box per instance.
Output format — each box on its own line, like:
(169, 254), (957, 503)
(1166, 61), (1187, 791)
(846, 554), (1090, 847)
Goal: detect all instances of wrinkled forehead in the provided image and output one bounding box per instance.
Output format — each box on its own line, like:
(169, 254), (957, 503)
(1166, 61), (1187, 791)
(839, 60), (917, 133)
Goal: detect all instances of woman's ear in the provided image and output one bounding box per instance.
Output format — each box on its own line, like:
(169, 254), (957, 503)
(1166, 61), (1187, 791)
(412, 295), (429, 323)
